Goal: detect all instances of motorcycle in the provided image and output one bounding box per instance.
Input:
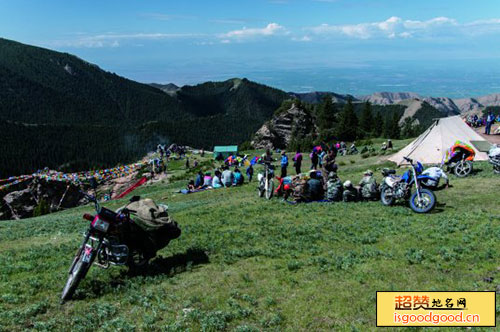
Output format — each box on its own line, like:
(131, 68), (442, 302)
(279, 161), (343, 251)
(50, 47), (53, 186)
(380, 157), (436, 213)
(488, 145), (500, 174)
(61, 191), (179, 302)
(443, 141), (476, 177)
(257, 162), (274, 199)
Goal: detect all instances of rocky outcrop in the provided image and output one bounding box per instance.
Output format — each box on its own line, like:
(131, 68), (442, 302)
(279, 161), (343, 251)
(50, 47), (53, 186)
(0, 179), (85, 220)
(290, 91), (358, 104)
(361, 92), (422, 105)
(251, 103), (316, 149)
(149, 83), (180, 96)
(422, 97), (460, 116)
(453, 98), (483, 113)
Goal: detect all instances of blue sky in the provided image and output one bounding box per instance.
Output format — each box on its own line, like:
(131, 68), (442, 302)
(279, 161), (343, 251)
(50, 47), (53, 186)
(1, 0), (500, 96)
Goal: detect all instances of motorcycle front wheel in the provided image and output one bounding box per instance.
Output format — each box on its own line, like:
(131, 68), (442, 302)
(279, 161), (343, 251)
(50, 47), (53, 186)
(61, 248), (92, 302)
(409, 189), (436, 213)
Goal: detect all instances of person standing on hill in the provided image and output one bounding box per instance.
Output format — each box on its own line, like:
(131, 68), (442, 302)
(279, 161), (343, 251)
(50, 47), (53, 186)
(246, 164), (254, 182)
(485, 111), (494, 135)
(293, 149), (303, 175)
(280, 151), (289, 178)
(185, 157), (190, 169)
(311, 150), (319, 170)
(322, 149), (338, 189)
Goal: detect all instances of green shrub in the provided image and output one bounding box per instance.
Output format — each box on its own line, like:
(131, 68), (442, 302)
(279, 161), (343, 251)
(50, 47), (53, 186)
(361, 153), (369, 159)
(33, 199), (50, 217)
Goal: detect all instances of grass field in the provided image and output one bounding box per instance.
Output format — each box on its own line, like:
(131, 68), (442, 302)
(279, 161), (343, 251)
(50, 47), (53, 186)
(1, 140), (499, 331)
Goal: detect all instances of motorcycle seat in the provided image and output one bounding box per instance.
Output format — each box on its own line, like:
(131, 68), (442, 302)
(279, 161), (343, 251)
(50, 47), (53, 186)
(381, 168), (397, 177)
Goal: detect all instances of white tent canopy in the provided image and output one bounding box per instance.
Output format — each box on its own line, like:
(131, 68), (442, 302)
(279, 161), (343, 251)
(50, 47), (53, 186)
(388, 116), (489, 165)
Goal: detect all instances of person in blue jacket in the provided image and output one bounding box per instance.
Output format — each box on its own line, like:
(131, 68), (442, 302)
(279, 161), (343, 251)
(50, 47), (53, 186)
(280, 151), (289, 178)
(233, 167), (244, 186)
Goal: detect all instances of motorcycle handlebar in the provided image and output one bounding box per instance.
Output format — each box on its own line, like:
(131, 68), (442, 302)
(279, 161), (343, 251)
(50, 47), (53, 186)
(403, 156), (414, 164)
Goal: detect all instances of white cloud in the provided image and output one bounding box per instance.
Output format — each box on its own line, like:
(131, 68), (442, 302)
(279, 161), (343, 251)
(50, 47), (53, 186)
(221, 23), (287, 40)
(50, 33), (203, 48)
(307, 16), (460, 39)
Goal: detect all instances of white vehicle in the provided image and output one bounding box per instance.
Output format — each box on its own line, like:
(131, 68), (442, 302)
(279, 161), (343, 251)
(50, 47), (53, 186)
(488, 145), (500, 174)
(257, 162), (274, 199)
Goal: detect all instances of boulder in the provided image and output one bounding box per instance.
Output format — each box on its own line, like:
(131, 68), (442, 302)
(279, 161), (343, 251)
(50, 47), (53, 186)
(0, 178), (84, 220)
(251, 103), (316, 149)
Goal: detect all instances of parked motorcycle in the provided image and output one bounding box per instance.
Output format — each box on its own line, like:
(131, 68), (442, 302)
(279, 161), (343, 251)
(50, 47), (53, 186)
(257, 162), (274, 199)
(443, 141), (476, 177)
(488, 145), (500, 174)
(61, 191), (180, 302)
(380, 157), (436, 213)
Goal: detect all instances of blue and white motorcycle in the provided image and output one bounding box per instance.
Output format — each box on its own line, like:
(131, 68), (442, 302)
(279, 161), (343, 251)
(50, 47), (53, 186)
(380, 157), (436, 213)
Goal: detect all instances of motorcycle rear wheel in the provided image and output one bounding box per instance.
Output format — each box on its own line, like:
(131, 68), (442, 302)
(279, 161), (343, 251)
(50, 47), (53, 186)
(380, 185), (394, 206)
(127, 249), (150, 270)
(454, 160), (472, 177)
(409, 189), (436, 213)
(265, 180), (274, 200)
(258, 178), (265, 197)
(61, 250), (91, 303)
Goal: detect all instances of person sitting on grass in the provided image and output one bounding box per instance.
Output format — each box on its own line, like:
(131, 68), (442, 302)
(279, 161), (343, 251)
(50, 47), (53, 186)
(212, 170), (223, 189)
(221, 166), (233, 187)
(326, 172), (343, 202)
(342, 180), (358, 202)
(305, 170), (324, 201)
(233, 167), (244, 186)
(194, 170), (204, 189)
(359, 170), (379, 200)
(203, 172), (213, 188)
(187, 180), (195, 192)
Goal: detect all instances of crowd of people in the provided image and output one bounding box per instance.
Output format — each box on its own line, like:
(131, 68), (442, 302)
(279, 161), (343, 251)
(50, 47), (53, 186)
(184, 165), (248, 193)
(181, 139), (401, 199)
(464, 112), (499, 135)
(287, 169), (380, 203)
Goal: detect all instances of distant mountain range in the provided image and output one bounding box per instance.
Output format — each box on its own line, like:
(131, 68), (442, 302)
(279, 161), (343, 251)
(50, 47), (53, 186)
(292, 90), (500, 115)
(0, 36), (497, 177)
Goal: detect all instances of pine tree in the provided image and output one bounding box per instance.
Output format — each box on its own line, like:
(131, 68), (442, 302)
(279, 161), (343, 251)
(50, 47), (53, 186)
(335, 98), (358, 141)
(401, 117), (416, 138)
(316, 94), (336, 141)
(388, 111), (401, 139)
(360, 101), (374, 135)
(373, 111), (384, 137)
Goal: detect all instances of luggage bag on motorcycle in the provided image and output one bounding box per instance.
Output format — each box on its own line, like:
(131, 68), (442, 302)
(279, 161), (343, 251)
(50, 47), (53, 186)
(122, 198), (181, 250)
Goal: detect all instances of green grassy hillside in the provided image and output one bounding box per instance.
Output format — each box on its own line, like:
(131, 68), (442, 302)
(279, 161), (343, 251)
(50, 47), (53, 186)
(1, 144), (499, 330)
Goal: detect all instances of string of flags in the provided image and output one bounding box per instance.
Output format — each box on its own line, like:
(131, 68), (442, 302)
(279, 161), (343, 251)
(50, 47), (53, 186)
(0, 161), (148, 191)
